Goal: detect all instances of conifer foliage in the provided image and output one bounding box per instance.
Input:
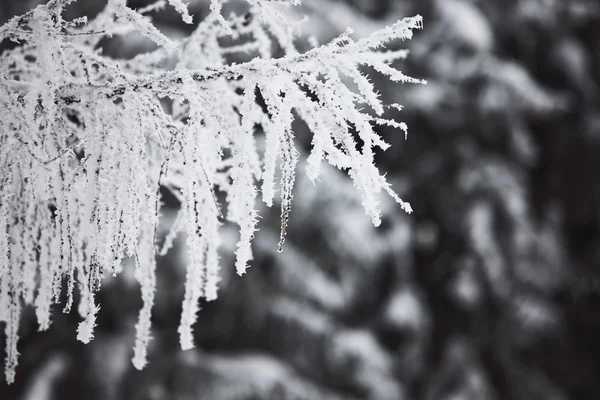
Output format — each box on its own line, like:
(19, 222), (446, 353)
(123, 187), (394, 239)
(0, 0), (423, 383)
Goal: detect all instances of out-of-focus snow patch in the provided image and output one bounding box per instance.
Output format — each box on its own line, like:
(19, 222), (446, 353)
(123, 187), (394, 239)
(91, 335), (133, 398)
(414, 219), (438, 252)
(271, 297), (334, 335)
(383, 286), (427, 331)
(405, 82), (449, 113)
(300, 0), (391, 39)
(174, 348), (353, 400)
(481, 59), (570, 113)
(23, 355), (67, 400)
(256, 232), (347, 312)
(512, 294), (561, 332)
(436, 0), (493, 53)
(332, 329), (406, 400)
(467, 202), (509, 297)
(451, 257), (482, 309)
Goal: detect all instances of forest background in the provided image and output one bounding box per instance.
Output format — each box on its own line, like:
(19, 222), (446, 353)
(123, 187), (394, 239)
(2, 0), (600, 399)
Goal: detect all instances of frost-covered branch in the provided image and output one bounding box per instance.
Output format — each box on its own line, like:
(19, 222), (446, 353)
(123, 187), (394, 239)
(0, 0), (424, 383)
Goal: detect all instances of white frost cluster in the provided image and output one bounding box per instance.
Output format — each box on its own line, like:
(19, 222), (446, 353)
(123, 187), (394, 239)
(0, 0), (424, 383)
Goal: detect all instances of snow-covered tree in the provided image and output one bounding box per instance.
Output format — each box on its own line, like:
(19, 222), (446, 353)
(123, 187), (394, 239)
(0, 0), (424, 383)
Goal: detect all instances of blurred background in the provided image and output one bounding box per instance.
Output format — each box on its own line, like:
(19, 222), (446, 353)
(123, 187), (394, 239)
(3, 0), (600, 399)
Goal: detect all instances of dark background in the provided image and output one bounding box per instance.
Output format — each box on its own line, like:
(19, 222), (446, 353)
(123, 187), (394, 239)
(2, 0), (600, 399)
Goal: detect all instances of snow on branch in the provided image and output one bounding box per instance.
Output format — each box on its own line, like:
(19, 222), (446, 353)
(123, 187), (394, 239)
(0, 0), (424, 383)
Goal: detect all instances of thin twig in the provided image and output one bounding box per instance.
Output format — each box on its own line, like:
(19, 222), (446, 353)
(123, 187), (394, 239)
(153, 132), (176, 254)
(43, 139), (83, 164)
(16, 29), (106, 36)
(62, 30), (106, 37)
(199, 161), (223, 219)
